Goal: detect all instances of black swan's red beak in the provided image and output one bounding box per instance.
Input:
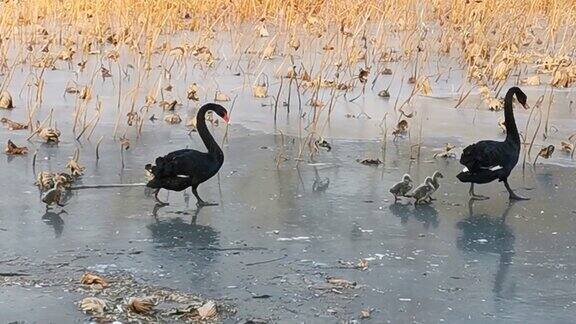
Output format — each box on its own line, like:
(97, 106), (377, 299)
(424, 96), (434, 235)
(522, 103), (530, 110)
(223, 113), (230, 123)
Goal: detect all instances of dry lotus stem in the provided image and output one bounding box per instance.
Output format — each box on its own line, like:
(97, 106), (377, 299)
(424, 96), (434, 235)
(0, 91), (14, 109)
(5, 140), (28, 155)
(80, 272), (108, 288)
(1, 118), (27, 130)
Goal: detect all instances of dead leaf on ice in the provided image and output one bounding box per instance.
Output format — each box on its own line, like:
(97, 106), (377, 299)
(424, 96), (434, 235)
(197, 300), (217, 319)
(326, 277), (357, 288)
(0, 91), (14, 109)
(5, 140), (28, 155)
(521, 75), (540, 86)
(538, 145), (555, 159)
(560, 141), (573, 154)
(214, 91), (231, 102)
(1, 118), (27, 130)
(253, 84), (268, 98)
(127, 297), (156, 314)
(433, 143), (456, 158)
(187, 83), (199, 101)
(79, 297), (106, 315)
(38, 127), (61, 143)
(80, 272), (108, 287)
(356, 258), (369, 270)
(360, 309), (371, 319)
(164, 113), (182, 124)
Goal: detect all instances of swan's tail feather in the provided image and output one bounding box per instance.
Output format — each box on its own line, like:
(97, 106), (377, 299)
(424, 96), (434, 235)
(456, 171), (473, 183)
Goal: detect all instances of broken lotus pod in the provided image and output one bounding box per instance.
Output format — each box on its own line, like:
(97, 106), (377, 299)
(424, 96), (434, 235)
(80, 272), (108, 287)
(0, 91), (14, 109)
(79, 297), (106, 315)
(164, 113), (182, 124)
(127, 297), (156, 314)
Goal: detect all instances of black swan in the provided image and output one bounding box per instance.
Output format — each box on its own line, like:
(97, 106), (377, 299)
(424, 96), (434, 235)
(457, 87), (529, 200)
(145, 103), (229, 207)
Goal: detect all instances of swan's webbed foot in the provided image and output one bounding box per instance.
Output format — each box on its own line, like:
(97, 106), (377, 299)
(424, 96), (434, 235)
(196, 200), (218, 208)
(154, 190), (169, 206)
(509, 192), (530, 201)
(469, 194), (490, 201)
(468, 183), (489, 200)
(504, 180), (529, 201)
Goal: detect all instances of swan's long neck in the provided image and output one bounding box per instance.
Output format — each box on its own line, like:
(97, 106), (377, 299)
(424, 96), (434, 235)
(196, 104), (223, 159)
(504, 89), (520, 146)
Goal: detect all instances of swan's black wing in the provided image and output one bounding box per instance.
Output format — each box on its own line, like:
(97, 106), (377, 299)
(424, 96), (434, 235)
(460, 140), (507, 172)
(149, 149), (210, 178)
